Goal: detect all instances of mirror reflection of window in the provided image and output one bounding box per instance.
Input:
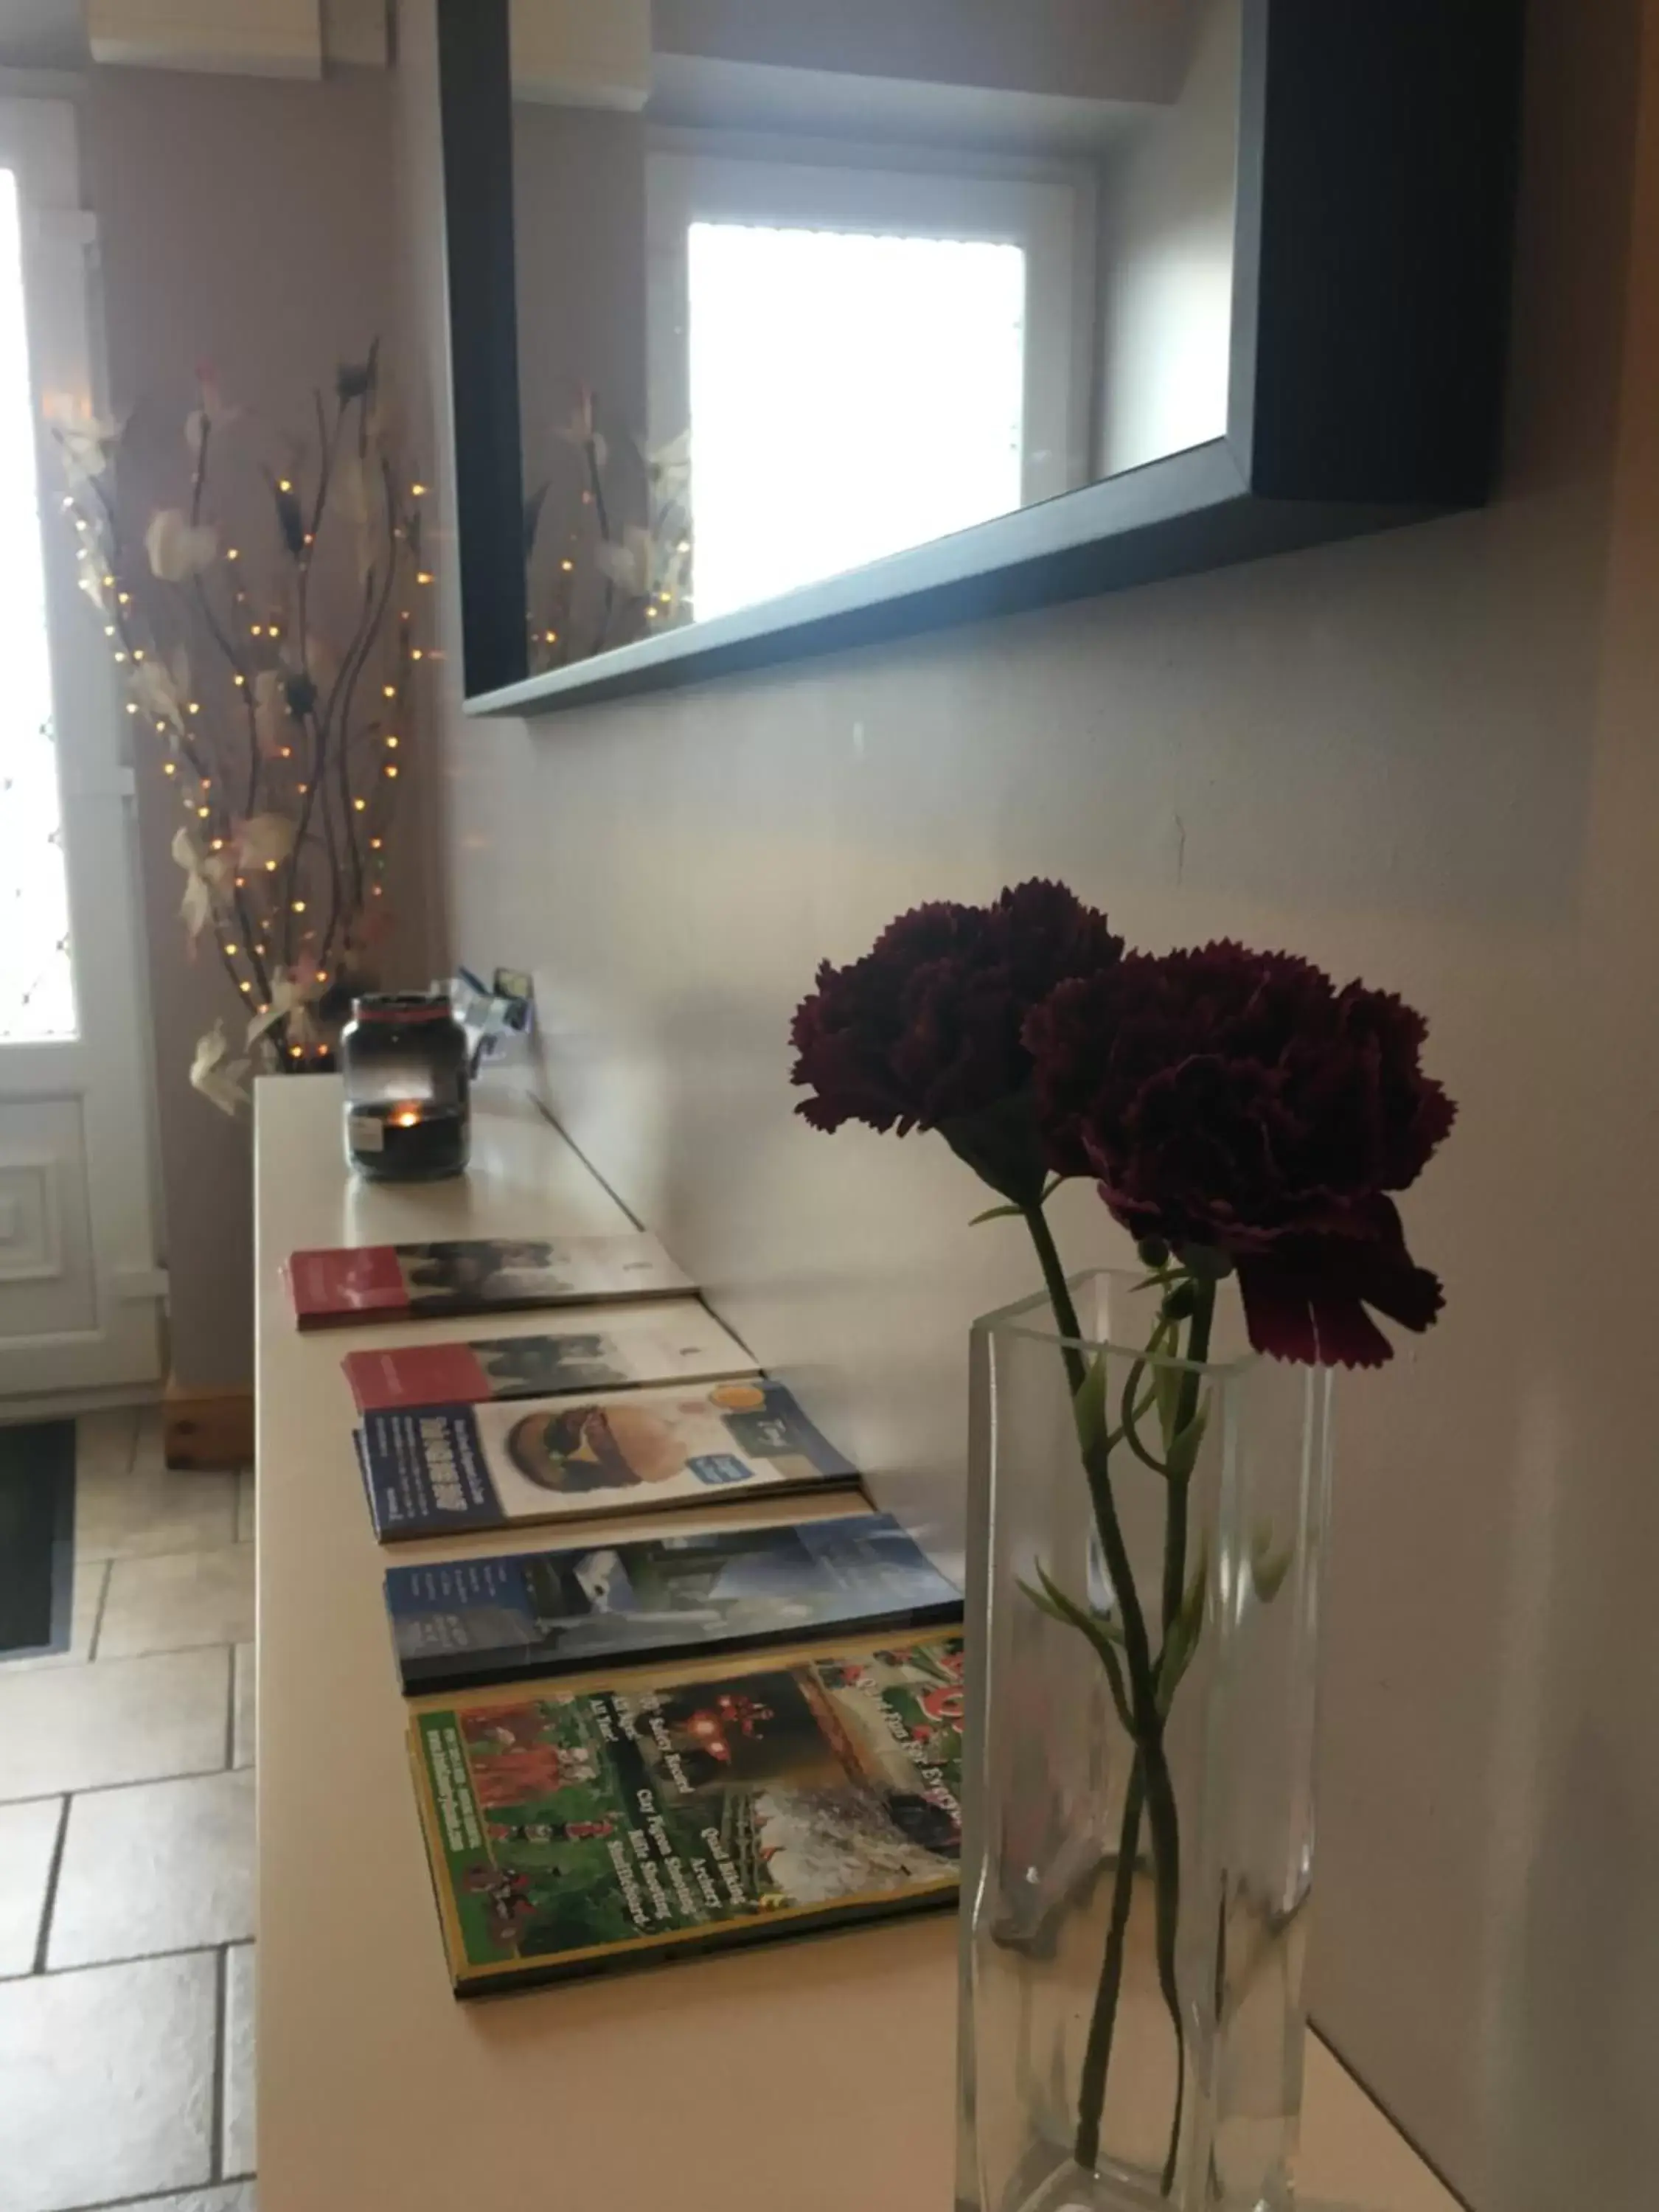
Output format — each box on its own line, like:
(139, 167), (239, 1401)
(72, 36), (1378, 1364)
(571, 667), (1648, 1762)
(648, 153), (1082, 623)
(507, 0), (1245, 670)
(685, 223), (1024, 622)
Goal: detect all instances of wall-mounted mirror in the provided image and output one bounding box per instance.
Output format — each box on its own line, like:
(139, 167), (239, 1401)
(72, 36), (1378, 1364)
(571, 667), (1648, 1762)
(439, 1), (1523, 715)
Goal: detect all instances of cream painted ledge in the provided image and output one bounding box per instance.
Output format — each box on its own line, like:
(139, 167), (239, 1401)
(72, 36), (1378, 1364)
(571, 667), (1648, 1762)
(253, 1074), (1462, 2212)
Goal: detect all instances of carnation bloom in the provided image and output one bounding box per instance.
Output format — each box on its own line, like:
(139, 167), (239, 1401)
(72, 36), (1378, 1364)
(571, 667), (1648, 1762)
(1025, 942), (1455, 1367)
(790, 881), (1124, 1204)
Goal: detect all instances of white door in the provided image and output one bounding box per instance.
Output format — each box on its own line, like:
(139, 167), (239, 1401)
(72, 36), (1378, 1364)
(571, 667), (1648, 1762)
(0, 94), (161, 1401)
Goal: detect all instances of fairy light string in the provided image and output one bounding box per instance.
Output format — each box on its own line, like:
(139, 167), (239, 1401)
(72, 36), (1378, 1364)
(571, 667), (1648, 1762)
(53, 355), (421, 1079)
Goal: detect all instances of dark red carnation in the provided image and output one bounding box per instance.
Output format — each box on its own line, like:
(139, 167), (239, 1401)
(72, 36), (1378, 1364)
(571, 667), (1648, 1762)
(790, 882), (1123, 1204)
(1024, 942), (1455, 1367)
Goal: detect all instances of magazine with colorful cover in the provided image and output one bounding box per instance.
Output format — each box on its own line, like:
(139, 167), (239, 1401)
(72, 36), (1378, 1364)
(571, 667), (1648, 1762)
(341, 1298), (757, 1414)
(359, 1377), (862, 1543)
(286, 1233), (694, 1330)
(406, 1629), (964, 1993)
(383, 1509), (963, 1691)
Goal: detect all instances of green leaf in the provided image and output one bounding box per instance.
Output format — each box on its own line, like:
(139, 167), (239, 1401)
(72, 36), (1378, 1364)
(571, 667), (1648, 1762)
(1017, 1575), (1071, 1627)
(968, 1201), (1023, 1225)
(1026, 1562), (1135, 1736)
(1182, 1534), (1208, 1638)
(1162, 1399), (1210, 1484)
(1073, 1348), (1110, 1460)
(1251, 1520), (1295, 1604)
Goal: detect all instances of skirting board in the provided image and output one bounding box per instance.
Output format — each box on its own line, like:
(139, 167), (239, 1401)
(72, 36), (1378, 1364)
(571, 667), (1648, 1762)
(163, 1376), (254, 1470)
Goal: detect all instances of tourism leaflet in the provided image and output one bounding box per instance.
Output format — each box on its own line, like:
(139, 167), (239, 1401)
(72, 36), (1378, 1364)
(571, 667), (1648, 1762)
(285, 1232), (694, 1330)
(358, 1377), (861, 1543)
(383, 1509), (963, 1691)
(406, 1629), (964, 1994)
(341, 1298), (757, 1413)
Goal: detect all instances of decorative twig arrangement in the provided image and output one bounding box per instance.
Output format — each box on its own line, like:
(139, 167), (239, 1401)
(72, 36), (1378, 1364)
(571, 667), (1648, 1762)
(53, 349), (425, 1113)
(524, 387), (692, 673)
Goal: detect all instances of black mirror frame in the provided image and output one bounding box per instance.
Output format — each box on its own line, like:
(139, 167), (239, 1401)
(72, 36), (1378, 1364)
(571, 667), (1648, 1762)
(437, 0), (1524, 720)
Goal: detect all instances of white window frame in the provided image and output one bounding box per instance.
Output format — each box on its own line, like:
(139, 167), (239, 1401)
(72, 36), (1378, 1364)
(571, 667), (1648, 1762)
(645, 138), (1090, 526)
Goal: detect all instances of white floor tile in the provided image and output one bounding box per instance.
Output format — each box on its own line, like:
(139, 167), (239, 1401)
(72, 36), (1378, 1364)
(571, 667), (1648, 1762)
(0, 1798), (61, 1978)
(99, 1545), (256, 1660)
(74, 1405), (136, 1486)
(233, 1643), (256, 1770)
(49, 1770), (255, 1969)
(0, 1950), (216, 2211)
(1, 1562), (106, 1674)
(223, 1941), (257, 2180)
(77, 1419), (237, 1563)
(0, 1647), (231, 1804)
(131, 1404), (167, 1473)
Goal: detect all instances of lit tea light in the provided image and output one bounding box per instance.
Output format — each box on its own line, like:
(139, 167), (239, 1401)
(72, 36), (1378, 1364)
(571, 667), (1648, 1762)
(341, 992), (470, 1183)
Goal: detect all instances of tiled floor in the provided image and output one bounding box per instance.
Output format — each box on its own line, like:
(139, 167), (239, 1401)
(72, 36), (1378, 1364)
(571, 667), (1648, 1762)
(0, 1408), (257, 2212)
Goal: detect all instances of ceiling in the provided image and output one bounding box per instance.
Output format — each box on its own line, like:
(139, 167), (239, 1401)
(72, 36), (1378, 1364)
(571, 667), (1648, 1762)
(0, 0), (88, 72)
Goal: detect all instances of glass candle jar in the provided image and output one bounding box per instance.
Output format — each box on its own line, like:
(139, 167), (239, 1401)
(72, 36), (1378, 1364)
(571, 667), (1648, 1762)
(339, 992), (470, 1182)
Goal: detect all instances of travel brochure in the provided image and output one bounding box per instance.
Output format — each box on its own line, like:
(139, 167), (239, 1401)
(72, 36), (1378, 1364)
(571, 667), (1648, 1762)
(383, 1508), (962, 1690)
(358, 1377), (863, 1543)
(286, 1232), (695, 1329)
(288, 1219), (964, 1997)
(341, 1298), (757, 1413)
(406, 1630), (965, 1994)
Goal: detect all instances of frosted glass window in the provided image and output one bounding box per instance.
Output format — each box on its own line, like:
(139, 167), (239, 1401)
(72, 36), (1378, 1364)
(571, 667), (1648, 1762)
(686, 222), (1026, 622)
(0, 166), (74, 1041)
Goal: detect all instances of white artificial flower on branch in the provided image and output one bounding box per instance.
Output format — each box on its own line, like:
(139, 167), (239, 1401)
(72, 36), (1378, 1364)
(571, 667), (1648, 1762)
(145, 508), (219, 582)
(189, 1020), (250, 1118)
(596, 524), (657, 599)
(247, 966), (320, 1051)
(232, 812), (297, 872)
(55, 347), (425, 1111)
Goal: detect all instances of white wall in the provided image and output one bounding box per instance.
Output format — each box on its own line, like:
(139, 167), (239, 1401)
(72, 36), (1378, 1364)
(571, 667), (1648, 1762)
(395, 0), (1659, 2199)
(1096, 0), (1238, 476)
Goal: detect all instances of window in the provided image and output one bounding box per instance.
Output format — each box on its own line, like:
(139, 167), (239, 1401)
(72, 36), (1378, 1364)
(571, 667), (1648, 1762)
(649, 148), (1083, 624)
(0, 162), (74, 1040)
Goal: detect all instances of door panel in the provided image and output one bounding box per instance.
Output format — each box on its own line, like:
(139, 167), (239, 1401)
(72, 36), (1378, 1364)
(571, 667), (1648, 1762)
(0, 96), (161, 1399)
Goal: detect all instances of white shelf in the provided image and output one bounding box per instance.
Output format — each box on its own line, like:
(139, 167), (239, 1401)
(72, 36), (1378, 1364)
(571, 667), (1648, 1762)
(253, 1074), (1460, 2212)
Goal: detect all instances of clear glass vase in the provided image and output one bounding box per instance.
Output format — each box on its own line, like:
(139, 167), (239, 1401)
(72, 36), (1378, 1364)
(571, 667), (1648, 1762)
(957, 1269), (1335, 2212)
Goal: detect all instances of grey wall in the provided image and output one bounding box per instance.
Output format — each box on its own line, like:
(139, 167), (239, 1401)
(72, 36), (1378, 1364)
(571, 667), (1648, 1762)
(80, 63), (421, 1387)
(397, 0), (1659, 2199)
(652, 0), (1200, 105)
(1096, 0), (1238, 476)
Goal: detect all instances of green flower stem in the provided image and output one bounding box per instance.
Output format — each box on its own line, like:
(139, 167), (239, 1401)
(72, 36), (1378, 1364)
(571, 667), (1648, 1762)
(1020, 1207), (1160, 1714)
(1144, 1737), (1187, 2195)
(1020, 1206), (1190, 2191)
(1074, 1758), (1145, 2174)
(1161, 1277), (1216, 1638)
(1020, 1202), (1090, 1398)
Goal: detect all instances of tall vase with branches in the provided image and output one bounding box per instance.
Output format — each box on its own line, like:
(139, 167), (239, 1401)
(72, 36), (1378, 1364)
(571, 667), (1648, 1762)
(52, 349), (424, 1113)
